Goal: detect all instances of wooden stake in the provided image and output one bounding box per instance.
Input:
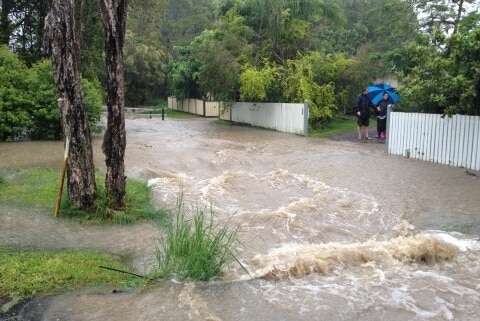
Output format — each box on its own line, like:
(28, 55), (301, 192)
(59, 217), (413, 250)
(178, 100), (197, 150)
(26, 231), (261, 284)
(54, 136), (70, 217)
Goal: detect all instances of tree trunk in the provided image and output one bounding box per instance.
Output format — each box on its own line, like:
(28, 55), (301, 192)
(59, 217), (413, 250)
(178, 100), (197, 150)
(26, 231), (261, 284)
(99, 0), (127, 209)
(44, 0), (96, 209)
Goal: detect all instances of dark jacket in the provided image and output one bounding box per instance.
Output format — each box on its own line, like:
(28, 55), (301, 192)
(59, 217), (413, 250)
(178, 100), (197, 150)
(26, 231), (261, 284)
(376, 98), (392, 119)
(356, 93), (370, 116)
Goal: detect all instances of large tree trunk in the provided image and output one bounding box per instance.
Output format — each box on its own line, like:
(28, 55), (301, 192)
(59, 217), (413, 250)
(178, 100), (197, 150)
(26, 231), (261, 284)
(99, 0), (127, 209)
(44, 0), (96, 209)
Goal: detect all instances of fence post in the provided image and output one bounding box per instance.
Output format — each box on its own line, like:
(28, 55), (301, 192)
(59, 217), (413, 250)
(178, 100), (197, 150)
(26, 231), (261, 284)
(303, 100), (309, 137)
(386, 104), (392, 152)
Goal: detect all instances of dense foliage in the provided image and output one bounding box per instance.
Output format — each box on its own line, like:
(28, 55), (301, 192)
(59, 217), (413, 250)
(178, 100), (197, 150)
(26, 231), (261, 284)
(0, 45), (103, 141)
(1, 0), (479, 134)
(395, 26), (480, 115)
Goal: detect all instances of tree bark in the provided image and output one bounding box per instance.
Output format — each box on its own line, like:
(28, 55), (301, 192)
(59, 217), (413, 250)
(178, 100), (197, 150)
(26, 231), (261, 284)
(44, 0), (96, 209)
(99, 0), (127, 209)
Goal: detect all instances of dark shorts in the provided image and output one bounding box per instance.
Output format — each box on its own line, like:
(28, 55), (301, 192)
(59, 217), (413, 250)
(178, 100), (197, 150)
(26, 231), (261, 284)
(357, 115), (369, 127)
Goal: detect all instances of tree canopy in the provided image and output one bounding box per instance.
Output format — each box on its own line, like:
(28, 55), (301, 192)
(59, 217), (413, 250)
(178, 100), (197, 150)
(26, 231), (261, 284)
(1, 0), (479, 138)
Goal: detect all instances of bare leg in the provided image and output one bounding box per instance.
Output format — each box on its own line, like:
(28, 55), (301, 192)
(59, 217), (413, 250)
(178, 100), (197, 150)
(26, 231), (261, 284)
(365, 127), (371, 139)
(357, 126), (362, 139)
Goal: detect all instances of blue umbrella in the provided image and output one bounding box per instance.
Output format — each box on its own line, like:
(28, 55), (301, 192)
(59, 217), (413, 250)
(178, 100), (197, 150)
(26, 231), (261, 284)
(367, 83), (400, 105)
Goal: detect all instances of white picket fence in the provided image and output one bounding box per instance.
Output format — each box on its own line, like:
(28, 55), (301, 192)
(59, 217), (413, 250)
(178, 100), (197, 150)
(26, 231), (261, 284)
(387, 111), (480, 170)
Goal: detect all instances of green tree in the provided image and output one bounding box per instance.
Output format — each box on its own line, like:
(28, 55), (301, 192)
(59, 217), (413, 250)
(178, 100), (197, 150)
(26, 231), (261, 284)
(166, 46), (202, 100)
(25, 59), (60, 140)
(124, 0), (168, 105)
(396, 26), (480, 116)
(0, 0), (52, 65)
(75, 0), (105, 82)
(0, 45), (103, 141)
(159, 0), (215, 55)
(239, 62), (280, 102)
(282, 53), (336, 127)
(412, 0), (476, 34)
(124, 31), (166, 105)
(237, 0), (343, 62)
(0, 44), (31, 141)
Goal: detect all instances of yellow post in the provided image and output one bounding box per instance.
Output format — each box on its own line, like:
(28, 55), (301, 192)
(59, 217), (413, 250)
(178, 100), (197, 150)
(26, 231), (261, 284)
(54, 136), (69, 217)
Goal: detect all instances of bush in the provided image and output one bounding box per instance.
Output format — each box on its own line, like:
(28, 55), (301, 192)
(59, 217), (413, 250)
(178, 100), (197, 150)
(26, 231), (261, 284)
(0, 45), (32, 141)
(0, 45), (104, 141)
(26, 59), (61, 140)
(155, 197), (241, 281)
(82, 77), (104, 133)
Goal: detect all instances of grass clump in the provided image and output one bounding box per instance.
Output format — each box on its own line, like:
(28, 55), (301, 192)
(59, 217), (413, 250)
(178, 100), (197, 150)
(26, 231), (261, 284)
(0, 168), (168, 225)
(154, 197), (242, 281)
(0, 248), (144, 301)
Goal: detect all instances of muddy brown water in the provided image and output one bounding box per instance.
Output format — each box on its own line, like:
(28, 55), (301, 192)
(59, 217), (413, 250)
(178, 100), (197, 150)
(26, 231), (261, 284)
(1, 117), (479, 321)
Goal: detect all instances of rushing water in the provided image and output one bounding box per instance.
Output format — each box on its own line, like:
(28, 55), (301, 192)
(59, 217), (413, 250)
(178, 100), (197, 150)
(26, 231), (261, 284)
(1, 117), (479, 321)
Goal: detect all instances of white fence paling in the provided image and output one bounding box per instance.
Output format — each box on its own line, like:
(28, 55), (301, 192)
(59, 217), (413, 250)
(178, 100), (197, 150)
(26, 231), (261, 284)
(168, 97), (220, 117)
(387, 111), (480, 171)
(227, 102), (307, 136)
(169, 97), (308, 136)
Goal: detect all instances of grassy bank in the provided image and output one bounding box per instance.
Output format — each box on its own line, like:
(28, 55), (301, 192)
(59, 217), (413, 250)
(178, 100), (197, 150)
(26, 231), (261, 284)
(0, 167), (162, 305)
(0, 248), (144, 304)
(0, 168), (168, 224)
(309, 115), (357, 137)
(0, 167), (242, 306)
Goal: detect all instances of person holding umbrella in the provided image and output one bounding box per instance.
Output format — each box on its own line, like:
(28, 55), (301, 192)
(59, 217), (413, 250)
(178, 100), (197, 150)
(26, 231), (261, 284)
(367, 83), (400, 139)
(375, 93), (391, 139)
(355, 88), (372, 140)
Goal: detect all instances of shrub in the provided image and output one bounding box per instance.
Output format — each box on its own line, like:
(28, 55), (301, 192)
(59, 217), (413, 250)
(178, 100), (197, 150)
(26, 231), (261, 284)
(0, 45), (104, 141)
(26, 59), (61, 139)
(81, 77), (104, 134)
(0, 45), (32, 141)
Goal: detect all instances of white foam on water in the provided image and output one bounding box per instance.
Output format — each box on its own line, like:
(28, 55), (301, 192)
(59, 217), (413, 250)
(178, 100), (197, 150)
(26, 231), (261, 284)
(425, 230), (479, 252)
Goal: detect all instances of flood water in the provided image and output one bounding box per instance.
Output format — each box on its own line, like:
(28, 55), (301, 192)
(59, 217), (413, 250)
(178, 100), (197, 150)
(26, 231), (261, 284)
(1, 117), (479, 321)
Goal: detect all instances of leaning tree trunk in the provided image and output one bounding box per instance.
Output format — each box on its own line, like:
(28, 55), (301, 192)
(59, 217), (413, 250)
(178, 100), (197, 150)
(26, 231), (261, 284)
(43, 0), (96, 209)
(99, 0), (127, 209)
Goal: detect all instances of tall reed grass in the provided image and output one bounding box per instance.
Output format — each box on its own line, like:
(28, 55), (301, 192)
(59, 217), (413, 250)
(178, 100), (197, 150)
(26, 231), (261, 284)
(154, 196), (241, 281)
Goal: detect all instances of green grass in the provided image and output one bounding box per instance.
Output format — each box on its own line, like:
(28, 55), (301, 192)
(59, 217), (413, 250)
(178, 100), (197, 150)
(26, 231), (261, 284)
(0, 168), (169, 225)
(0, 168), (164, 306)
(309, 115), (357, 137)
(0, 248), (144, 302)
(0, 168), (59, 209)
(154, 197), (243, 281)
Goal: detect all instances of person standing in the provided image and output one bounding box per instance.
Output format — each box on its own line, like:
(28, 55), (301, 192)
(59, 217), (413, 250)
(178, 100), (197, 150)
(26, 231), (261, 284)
(376, 93), (390, 139)
(356, 88), (371, 140)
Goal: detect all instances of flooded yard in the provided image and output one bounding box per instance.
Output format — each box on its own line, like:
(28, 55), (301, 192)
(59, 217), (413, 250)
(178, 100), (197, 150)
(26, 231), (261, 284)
(1, 117), (479, 320)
